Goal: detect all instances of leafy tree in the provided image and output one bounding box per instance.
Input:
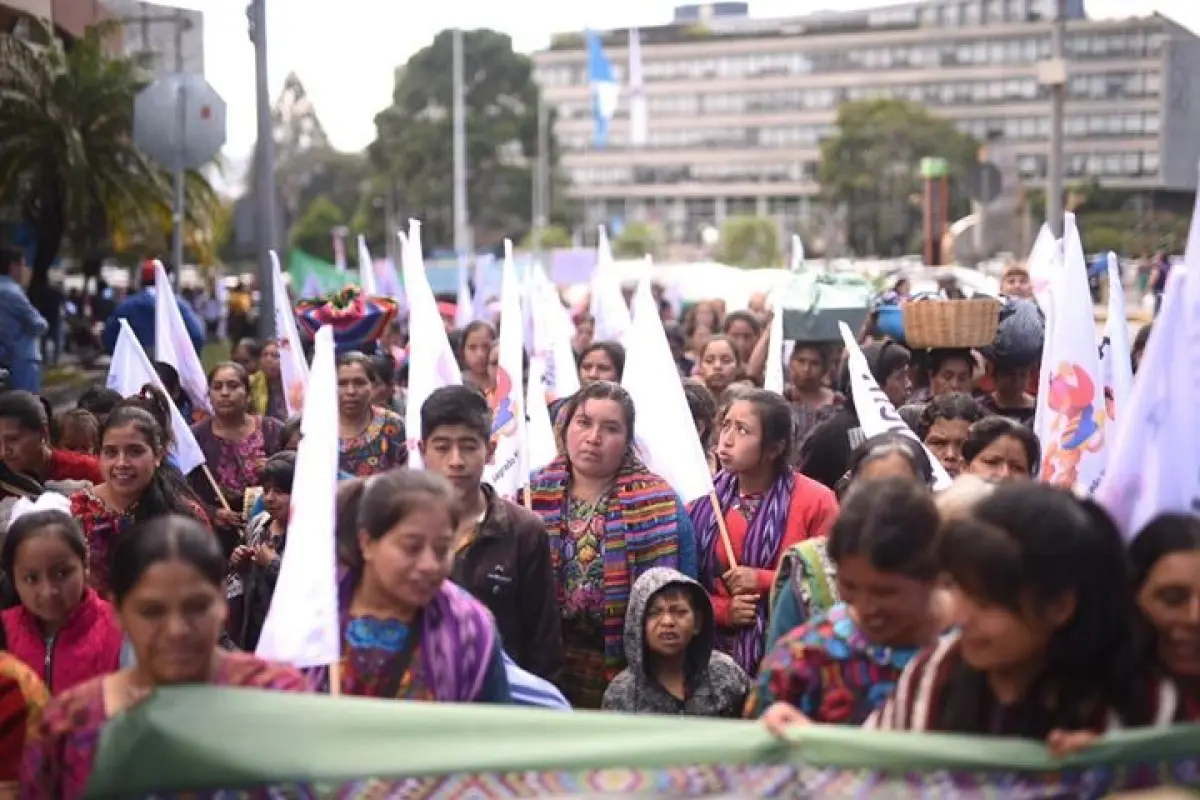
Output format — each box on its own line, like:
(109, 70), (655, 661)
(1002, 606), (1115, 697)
(613, 221), (662, 259)
(289, 195), (345, 263)
(369, 29), (573, 251)
(0, 20), (219, 294)
(819, 99), (978, 256)
(521, 224), (572, 250)
(717, 216), (780, 268)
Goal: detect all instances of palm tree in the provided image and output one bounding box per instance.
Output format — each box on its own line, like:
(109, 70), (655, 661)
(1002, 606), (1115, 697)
(0, 19), (219, 298)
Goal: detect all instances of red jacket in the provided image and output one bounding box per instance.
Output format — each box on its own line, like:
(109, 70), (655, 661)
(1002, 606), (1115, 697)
(1, 588), (122, 694)
(710, 471), (839, 628)
(45, 448), (102, 485)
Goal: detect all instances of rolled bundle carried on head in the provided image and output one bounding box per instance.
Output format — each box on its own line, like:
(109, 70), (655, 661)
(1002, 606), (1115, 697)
(294, 285), (400, 353)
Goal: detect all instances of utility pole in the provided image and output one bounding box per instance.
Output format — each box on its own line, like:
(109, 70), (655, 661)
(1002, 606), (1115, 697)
(249, 0), (277, 338)
(452, 28), (470, 260)
(533, 96), (549, 253)
(1041, 0), (1068, 237)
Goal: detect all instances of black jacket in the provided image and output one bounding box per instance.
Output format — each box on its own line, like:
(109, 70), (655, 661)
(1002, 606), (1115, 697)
(452, 485), (564, 686)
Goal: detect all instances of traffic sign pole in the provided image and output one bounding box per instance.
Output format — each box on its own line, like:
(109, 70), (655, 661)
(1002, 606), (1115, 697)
(173, 81), (187, 283)
(134, 72), (226, 283)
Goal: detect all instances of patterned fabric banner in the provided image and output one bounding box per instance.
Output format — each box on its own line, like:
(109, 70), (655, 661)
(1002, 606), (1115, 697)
(88, 688), (1200, 798)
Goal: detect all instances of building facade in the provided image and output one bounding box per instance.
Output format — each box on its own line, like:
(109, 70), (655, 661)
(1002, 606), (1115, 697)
(533, 0), (1200, 250)
(0, 0), (108, 40)
(102, 0), (204, 77)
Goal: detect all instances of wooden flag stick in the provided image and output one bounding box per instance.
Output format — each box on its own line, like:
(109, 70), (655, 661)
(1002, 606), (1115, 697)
(201, 465), (233, 512)
(707, 490), (738, 569)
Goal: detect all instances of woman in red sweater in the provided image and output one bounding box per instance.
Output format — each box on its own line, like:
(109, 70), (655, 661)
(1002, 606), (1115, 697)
(0, 391), (102, 502)
(689, 389), (839, 676)
(1, 496), (121, 693)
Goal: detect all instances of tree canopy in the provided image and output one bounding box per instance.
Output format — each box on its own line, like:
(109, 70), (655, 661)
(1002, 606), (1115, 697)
(0, 20), (219, 290)
(613, 222), (662, 259)
(717, 216), (780, 268)
(368, 28), (571, 251)
(289, 195), (345, 263)
(818, 99), (978, 257)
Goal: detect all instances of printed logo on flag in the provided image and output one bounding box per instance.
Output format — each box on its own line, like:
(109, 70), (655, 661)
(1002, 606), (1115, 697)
(1042, 362), (1106, 489)
(490, 367), (519, 441)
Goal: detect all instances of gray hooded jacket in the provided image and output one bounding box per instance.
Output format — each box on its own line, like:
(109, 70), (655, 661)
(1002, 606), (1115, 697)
(601, 567), (748, 717)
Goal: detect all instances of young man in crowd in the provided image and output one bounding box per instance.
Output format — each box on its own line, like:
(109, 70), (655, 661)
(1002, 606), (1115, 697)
(419, 385), (564, 689)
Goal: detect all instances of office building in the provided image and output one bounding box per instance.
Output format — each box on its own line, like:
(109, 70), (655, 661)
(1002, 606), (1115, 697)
(1, 0), (108, 41)
(533, 0), (1200, 248)
(103, 0), (204, 77)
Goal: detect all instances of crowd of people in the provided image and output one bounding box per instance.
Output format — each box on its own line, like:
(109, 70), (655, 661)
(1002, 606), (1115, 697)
(0, 252), (1194, 799)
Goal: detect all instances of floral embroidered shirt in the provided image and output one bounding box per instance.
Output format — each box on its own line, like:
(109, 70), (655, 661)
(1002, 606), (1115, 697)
(338, 407), (407, 478)
(560, 495), (608, 624)
(745, 603), (920, 724)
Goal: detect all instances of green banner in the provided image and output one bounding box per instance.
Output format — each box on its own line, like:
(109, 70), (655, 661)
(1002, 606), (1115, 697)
(85, 688), (1200, 797)
(287, 250), (356, 297)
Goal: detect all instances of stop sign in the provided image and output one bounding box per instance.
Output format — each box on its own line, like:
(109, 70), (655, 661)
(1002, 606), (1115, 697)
(134, 73), (227, 170)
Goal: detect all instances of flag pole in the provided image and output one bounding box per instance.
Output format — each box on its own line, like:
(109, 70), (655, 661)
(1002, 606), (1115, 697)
(707, 492), (737, 569)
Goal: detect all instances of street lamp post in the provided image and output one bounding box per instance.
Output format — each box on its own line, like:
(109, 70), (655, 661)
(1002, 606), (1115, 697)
(248, 0), (277, 338)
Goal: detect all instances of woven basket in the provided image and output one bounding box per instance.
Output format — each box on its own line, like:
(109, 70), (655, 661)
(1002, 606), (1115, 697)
(902, 298), (1000, 349)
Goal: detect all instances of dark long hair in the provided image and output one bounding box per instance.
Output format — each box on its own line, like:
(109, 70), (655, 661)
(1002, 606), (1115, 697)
(339, 471), (460, 579)
(103, 385), (204, 523)
(560, 380), (639, 470)
(109, 515), (225, 607)
(936, 483), (1149, 734)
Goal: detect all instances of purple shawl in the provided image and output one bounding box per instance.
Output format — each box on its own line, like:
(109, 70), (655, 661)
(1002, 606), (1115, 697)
(688, 468), (795, 673)
(308, 571), (496, 702)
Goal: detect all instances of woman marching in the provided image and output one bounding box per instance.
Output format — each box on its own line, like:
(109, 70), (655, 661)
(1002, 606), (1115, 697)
(66, 387), (211, 599)
(690, 389), (838, 677)
(317, 470), (510, 703)
(20, 516), (308, 799)
(528, 381), (691, 708)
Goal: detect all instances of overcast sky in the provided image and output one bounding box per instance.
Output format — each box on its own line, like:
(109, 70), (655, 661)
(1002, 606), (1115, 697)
(176, 0), (1199, 158)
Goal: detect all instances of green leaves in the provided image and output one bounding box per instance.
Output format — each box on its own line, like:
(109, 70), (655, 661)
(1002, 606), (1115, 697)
(0, 19), (219, 280)
(817, 99), (979, 256)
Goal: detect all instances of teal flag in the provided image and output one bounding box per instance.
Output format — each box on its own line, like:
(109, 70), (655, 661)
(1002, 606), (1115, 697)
(87, 688), (1200, 797)
(287, 250), (355, 297)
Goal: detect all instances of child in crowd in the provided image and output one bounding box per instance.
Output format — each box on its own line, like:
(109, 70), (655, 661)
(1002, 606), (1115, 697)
(602, 568), (748, 717)
(54, 409), (99, 456)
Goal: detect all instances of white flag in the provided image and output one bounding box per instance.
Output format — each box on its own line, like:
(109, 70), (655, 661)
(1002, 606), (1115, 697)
(357, 235), (378, 296)
(402, 221), (463, 468)
(1099, 251), (1133, 437)
(590, 226), (631, 343)
(153, 260), (211, 414)
(1026, 222), (1062, 313)
(270, 251), (310, 417)
(256, 325), (341, 668)
(107, 320), (206, 475)
(483, 241), (528, 496)
(790, 235), (805, 273)
(529, 268), (580, 403)
(525, 356), (558, 476)
(838, 322), (952, 491)
(455, 257), (474, 329)
(1033, 213), (1109, 494)
(763, 292), (787, 395)
(627, 27), (648, 147)
(622, 271), (713, 503)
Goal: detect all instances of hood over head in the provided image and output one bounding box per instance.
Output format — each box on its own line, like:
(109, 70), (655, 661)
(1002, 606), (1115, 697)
(623, 567), (713, 682)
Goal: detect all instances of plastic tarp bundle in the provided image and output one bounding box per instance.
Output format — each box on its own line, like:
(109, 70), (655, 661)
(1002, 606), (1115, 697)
(87, 688), (1200, 798)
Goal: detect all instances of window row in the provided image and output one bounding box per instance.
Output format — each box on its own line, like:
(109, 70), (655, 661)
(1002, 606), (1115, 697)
(569, 150), (1162, 188)
(1016, 151), (1160, 179)
(569, 161), (820, 186)
(552, 71), (1160, 121)
(956, 112), (1160, 141)
(535, 30), (1161, 87)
